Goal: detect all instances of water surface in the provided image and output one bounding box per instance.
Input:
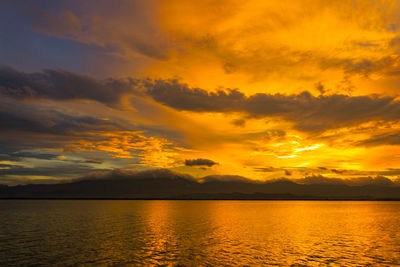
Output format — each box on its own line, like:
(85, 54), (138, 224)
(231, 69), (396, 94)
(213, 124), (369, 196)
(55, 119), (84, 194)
(0, 200), (399, 266)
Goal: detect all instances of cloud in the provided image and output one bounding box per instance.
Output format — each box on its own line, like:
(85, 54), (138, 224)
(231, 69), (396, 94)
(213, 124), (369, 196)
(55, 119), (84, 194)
(231, 118), (246, 127)
(357, 132), (400, 146)
(284, 170), (292, 176)
(0, 97), (129, 135)
(145, 79), (245, 112)
(185, 158), (218, 167)
(0, 150), (59, 162)
(254, 167), (280, 172)
(145, 79), (400, 132)
(0, 66), (137, 106)
(0, 165), (108, 177)
(0, 177), (61, 186)
(331, 169), (345, 174)
(32, 1), (172, 60)
(254, 167), (293, 176)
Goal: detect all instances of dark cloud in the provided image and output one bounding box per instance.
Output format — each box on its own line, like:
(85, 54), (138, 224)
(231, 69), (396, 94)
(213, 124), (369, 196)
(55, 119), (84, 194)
(185, 158), (218, 167)
(231, 118), (246, 127)
(331, 169), (345, 174)
(0, 176), (62, 186)
(0, 165), (108, 177)
(0, 163), (111, 186)
(145, 79), (245, 112)
(254, 167), (279, 172)
(284, 170), (292, 176)
(82, 158), (105, 164)
(0, 150), (59, 162)
(357, 133), (400, 146)
(0, 65), (137, 106)
(0, 97), (128, 135)
(253, 167), (293, 175)
(145, 79), (400, 132)
(245, 92), (399, 132)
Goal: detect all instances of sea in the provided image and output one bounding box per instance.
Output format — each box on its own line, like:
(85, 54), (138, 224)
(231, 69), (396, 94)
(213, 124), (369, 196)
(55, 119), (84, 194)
(0, 200), (399, 266)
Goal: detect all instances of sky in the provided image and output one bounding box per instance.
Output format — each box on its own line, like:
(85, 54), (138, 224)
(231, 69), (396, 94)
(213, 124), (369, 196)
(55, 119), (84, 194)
(1, 0), (400, 185)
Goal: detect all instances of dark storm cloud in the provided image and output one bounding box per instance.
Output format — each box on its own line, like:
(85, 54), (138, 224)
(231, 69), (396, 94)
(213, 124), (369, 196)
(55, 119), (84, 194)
(357, 133), (400, 146)
(0, 97), (128, 135)
(331, 169), (345, 174)
(381, 168), (400, 176)
(238, 92), (399, 132)
(254, 167), (280, 172)
(145, 79), (245, 112)
(0, 162), (111, 186)
(145, 79), (400, 132)
(185, 158), (218, 167)
(231, 118), (246, 127)
(0, 66), (138, 106)
(0, 110), (121, 135)
(254, 167), (292, 176)
(284, 170), (292, 176)
(0, 165), (108, 177)
(0, 176), (61, 186)
(0, 150), (59, 162)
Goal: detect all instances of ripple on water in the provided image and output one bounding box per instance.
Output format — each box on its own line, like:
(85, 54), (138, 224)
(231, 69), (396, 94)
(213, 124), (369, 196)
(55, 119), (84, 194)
(0, 200), (400, 266)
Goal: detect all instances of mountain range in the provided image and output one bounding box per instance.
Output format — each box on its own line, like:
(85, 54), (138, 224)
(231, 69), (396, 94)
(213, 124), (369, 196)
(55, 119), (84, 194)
(1, 169), (399, 200)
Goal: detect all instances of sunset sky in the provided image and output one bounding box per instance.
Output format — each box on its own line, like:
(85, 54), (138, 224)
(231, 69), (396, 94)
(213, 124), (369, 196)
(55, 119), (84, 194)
(2, 0), (400, 185)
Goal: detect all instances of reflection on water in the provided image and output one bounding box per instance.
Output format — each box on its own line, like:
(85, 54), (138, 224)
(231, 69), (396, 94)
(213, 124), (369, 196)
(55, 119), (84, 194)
(1, 200), (400, 266)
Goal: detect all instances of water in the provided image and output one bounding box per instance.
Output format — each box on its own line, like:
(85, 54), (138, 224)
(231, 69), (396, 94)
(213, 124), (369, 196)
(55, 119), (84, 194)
(0, 200), (399, 266)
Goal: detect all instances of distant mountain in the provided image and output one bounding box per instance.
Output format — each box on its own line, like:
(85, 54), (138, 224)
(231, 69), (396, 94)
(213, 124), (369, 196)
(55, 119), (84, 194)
(1, 169), (400, 200)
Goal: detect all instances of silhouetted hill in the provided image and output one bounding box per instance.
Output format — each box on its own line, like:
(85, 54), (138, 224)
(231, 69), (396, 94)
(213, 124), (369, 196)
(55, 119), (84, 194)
(1, 169), (400, 199)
